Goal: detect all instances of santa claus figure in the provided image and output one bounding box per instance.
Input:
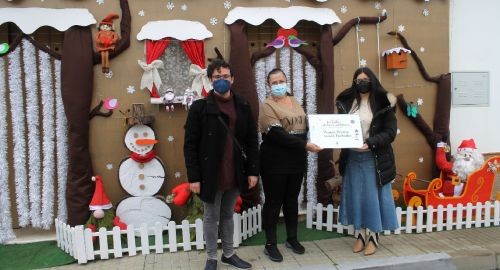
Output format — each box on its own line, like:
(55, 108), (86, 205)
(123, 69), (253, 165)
(436, 139), (485, 197)
(95, 13), (120, 73)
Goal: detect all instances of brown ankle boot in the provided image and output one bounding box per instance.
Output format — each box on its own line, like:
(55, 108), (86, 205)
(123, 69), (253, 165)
(364, 232), (379, 256)
(352, 229), (366, 253)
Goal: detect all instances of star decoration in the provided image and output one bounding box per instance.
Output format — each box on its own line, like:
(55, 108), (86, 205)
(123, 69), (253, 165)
(167, 135), (174, 142)
(106, 163), (113, 170)
(138, 10), (145, 16)
(420, 47), (425, 52)
(126, 85), (136, 94)
(398, 24), (406, 33)
(393, 71), (399, 77)
(359, 37), (365, 43)
(422, 9), (430, 17)
(340, 5), (348, 14)
(209, 17), (218, 26)
(181, 4), (187, 11)
(374, 2), (382, 10)
(174, 172), (181, 178)
(396, 128), (401, 135)
(96, 0), (105, 4)
(418, 157), (424, 163)
(166, 2), (174, 10)
(224, 1), (231, 9)
(104, 70), (113, 79)
(359, 58), (367, 67)
(417, 98), (424, 106)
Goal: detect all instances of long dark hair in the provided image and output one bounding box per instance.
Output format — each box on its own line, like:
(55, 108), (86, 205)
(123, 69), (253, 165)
(350, 67), (386, 112)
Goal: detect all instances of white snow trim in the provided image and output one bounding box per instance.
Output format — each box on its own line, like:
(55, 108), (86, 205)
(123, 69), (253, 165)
(224, 6), (341, 29)
(0, 8), (96, 34)
(381, 47), (412, 57)
(137, 20), (213, 41)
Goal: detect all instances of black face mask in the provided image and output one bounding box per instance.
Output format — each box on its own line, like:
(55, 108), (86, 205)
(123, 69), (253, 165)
(355, 81), (370, 94)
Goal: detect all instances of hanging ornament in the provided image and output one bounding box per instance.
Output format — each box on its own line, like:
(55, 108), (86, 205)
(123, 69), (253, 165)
(181, 4), (187, 11)
(382, 47), (411, 70)
(340, 5), (348, 14)
(224, 1), (231, 9)
(0, 43), (9, 55)
(96, 0), (105, 5)
(126, 85), (136, 94)
(166, 1), (174, 10)
(103, 97), (119, 110)
(138, 10), (145, 17)
(422, 9), (430, 17)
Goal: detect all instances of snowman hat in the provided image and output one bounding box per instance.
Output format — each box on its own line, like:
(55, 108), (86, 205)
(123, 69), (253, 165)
(98, 13), (119, 29)
(89, 175), (113, 210)
(457, 138), (477, 152)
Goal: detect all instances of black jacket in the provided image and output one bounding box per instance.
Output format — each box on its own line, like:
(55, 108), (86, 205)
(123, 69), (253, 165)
(335, 89), (397, 186)
(183, 91), (259, 203)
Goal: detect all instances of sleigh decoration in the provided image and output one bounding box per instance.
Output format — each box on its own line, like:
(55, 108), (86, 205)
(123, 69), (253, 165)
(403, 156), (500, 208)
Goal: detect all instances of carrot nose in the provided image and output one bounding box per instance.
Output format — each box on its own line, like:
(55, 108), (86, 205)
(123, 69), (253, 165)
(136, 138), (158, 145)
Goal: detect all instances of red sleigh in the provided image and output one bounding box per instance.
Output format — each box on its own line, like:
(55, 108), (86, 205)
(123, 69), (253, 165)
(403, 156), (500, 208)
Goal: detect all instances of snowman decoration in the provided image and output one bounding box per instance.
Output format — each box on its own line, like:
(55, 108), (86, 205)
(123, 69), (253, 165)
(116, 124), (171, 234)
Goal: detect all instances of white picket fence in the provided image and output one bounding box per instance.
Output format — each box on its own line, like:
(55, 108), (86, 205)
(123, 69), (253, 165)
(56, 205), (262, 264)
(306, 201), (500, 235)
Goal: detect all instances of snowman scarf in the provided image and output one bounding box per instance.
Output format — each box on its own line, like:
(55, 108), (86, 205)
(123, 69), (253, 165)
(130, 151), (156, 163)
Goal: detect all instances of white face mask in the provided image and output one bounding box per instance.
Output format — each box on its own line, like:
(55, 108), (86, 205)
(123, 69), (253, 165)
(271, 83), (287, 96)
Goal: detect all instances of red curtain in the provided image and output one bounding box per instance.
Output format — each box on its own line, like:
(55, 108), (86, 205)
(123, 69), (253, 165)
(146, 39), (170, 97)
(181, 39), (208, 96)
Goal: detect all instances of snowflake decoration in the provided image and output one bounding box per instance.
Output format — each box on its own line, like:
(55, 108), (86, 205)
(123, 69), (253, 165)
(166, 1), (175, 10)
(181, 4), (187, 11)
(359, 58), (367, 67)
(167, 135), (174, 142)
(340, 5), (348, 14)
(374, 2), (382, 10)
(418, 157), (424, 163)
(96, 0), (105, 4)
(174, 172), (181, 178)
(417, 98), (424, 106)
(126, 85), (136, 94)
(398, 24), (406, 33)
(209, 17), (218, 26)
(138, 10), (145, 16)
(396, 128), (401, 135)
(224, 1), (231, 9)
(359, 37), (365, 43)
(393, 71), (399, 77)
(420, 47), (425, 52)
(104, 70), (113, 79)
(422, 9), (430, 17)
(106, 163), (113, 170)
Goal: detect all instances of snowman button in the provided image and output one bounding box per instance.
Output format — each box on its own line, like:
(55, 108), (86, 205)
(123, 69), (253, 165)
(138, 174), (145, 180)
(138, 163), (145, 169)
(139, 184), (145, 190)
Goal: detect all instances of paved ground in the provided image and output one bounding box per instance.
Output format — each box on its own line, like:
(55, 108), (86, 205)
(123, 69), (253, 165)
(46, 226), (500, 270)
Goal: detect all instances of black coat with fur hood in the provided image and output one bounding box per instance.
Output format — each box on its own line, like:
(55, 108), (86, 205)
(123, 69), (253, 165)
(335, 88), (397, 186)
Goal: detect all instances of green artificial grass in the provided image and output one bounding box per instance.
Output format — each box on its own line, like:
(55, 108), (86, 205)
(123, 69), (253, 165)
(241, 221), (344, 246)
(0, 240), (76, 270)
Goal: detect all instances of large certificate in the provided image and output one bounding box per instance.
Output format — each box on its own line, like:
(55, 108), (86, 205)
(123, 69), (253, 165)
(308, 114), (363, 149)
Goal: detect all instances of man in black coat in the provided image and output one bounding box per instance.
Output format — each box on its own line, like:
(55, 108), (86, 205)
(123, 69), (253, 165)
(184, 59), (259, 270)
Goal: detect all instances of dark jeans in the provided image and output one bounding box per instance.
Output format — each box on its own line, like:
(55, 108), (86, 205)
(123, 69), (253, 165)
(261, 172), (303, 245)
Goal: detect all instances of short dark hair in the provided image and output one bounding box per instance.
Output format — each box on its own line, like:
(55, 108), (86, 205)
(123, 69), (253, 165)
(266, 68), (287, 84)
(207, 59), (233, 78)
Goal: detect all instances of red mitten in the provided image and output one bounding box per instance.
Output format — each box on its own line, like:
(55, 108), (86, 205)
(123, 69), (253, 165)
(114, 216), (127, 230)
(234, 196), (243, 213)
(171, 183), (192, 206)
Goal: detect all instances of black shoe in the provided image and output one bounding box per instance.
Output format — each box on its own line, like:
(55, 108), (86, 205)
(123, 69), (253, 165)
(204, 259), (217, 270)
(286, 239), (305, 254)
(221, 254), (252, 269)
(264, 244), (283, 262)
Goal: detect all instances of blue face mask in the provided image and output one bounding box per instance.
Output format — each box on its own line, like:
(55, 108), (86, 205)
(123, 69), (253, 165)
(271, 83), (287, 97)
(213, 79), (231, 94)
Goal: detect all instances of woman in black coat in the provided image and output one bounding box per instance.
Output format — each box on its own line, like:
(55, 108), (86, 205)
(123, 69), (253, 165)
(335, 67), (398, 256)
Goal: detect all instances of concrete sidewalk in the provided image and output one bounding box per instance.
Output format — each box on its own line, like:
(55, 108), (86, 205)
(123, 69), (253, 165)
(46, 226), (500, 270)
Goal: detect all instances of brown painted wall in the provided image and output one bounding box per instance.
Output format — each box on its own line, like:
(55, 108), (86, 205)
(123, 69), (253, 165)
(2, 0), (449, 223)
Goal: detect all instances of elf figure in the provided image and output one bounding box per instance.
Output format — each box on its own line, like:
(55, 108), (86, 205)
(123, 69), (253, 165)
(436, 139), (485, 197)
(85, 175), (126, 233)
(96, 13), (120, 73)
